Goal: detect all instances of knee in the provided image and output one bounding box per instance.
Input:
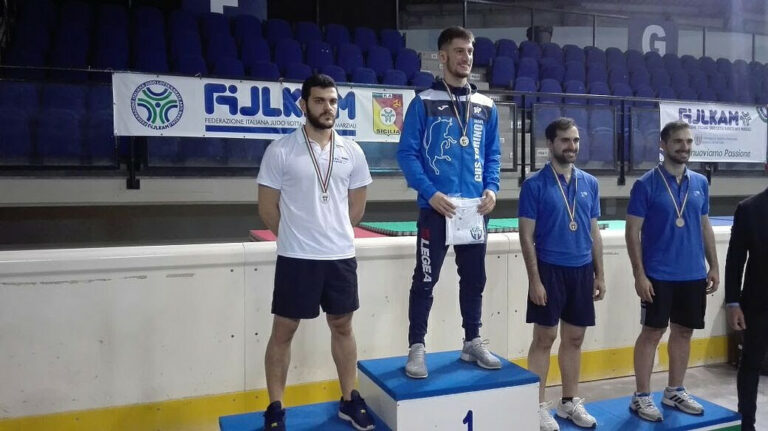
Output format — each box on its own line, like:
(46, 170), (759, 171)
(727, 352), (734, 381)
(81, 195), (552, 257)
(562, 332), (585, 349)
(533, 330), (557, 349)
(271, 321), (299, 344)
(670, 324), (693, 340)
(640, 327), (666, 344)
(327, 314), (353, 337)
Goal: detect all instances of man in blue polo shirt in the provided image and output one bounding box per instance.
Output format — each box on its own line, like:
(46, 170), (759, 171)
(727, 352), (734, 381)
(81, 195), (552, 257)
(625, 120), (719, 422)
(519, 117), (605, 431)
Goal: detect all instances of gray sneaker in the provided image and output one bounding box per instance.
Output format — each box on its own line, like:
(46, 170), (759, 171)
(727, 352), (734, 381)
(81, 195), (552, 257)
(460, 337), (501, 369)
(405, 343), (427, 378)
(629, 392), (663, 422)
(663, 386), (704, 415)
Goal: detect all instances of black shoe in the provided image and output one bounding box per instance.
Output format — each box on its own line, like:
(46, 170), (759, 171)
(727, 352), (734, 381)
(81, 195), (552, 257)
(264, 401), (285, 430)
(338, 390), (375, 430)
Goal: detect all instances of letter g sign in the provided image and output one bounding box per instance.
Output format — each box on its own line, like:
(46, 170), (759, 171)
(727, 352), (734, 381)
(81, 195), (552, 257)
(642, 24), (666, 54)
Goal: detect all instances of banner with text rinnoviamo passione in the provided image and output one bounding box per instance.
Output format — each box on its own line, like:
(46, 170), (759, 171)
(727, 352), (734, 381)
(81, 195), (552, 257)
(112, 72), (416, 142)
(659, 101), (768, 163)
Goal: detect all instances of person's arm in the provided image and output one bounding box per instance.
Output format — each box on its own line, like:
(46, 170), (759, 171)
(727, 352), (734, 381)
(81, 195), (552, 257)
(478, 104), (501, 215)
(626, 214), (654, 302)
(591, 218), (606, 300)
(519, 217), (547, 306)
(258, 185), (281, 236)
(725, 204), (748, 330)
(701, 215), (720, 294)
(348, 186), (367, 226)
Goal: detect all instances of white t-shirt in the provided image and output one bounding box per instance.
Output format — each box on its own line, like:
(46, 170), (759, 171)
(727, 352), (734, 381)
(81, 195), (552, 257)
(257, 129), (373, 260)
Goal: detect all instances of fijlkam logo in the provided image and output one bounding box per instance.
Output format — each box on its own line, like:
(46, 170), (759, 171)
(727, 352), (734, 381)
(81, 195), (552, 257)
(131, 80), (184, 130)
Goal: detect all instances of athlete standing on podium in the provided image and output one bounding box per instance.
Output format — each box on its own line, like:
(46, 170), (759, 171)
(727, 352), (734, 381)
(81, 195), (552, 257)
(257, 74), (375, 431)
(397, 26), (502, 379)
(519, 118), (605, 431)
(625, 120), (719, 422)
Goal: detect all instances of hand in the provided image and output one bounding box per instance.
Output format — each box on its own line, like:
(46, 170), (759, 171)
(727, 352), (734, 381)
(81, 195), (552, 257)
(593, 277), (606, 301)
(529, 279), (547, 306)
(477, 189), (497, 215)
(428, 191), (457, 218)
(634, 274), (655, 303)
(706, 268), (720, 294)
(726, 305), (747, 331)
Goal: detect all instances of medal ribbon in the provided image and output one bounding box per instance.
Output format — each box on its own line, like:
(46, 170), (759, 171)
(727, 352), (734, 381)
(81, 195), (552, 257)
(550, 164), (578, 228)
(441, 79), (472, 140)
(656, 165), (689, 222)
(301, 126), (334, 198)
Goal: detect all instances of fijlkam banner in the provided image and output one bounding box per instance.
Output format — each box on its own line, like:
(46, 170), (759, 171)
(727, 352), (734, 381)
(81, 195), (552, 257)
(112, 72), (416, 142)
(659, 101), (768, 163)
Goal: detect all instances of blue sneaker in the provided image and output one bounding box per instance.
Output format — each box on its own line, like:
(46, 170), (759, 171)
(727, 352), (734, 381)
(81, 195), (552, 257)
(338, 390), (375, 430)
(264, 401), (285, 430)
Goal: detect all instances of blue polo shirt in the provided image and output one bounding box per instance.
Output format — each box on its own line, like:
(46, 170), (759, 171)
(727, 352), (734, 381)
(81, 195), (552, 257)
(627, 164), (710, 281)
(518, 163), (601, 267)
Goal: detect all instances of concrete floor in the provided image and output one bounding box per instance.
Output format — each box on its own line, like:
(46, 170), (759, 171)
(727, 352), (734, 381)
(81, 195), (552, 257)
(545, 364), (768, 429)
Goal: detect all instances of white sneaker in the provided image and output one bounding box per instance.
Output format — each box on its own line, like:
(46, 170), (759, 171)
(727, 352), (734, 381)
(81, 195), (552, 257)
(556, 397), (596, 428)
(539, 401), (560, 431)
(663, 386), (704, 415)
(629, 392), (663, 422)
(404, 343), (427, 378)
(460, 337), (502, 369)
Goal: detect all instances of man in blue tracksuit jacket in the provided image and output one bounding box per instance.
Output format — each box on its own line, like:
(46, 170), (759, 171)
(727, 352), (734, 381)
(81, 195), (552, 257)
(397, 26), (502, 379)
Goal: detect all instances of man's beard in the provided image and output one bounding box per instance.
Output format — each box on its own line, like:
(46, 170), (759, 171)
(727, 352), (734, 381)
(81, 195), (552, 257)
(306, 109), (335, 130)
(553, 150), (576, 164)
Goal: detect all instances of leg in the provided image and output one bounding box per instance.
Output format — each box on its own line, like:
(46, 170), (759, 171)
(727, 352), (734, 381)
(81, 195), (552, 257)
(737, 310), (768, 430)
(528, 323), (558, 402)
(265, 315), (301, 403)
(408, 209), (448, 346)
(667, 323), (694, 388)
(327, 313), (357, 400)
(455, 240), (487, 341)
(559, 321), (587, 398)
(634, 325), (666, 393)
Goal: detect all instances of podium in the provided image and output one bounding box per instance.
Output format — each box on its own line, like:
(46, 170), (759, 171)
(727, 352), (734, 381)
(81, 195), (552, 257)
(219, 401), (391, 431)
(357, 350), (540, 430)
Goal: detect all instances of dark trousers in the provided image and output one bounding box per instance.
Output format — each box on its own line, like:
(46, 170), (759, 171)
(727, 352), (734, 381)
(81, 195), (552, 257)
(738, 308), (768, 430)
(408, 208), (487, 346)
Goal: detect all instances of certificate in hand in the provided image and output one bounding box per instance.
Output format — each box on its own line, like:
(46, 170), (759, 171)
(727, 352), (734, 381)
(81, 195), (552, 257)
(445, 197), (486, 245)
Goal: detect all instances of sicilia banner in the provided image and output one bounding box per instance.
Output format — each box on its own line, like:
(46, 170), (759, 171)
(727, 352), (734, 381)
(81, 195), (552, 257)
(112, 72), (415, 142)
(659, 101), (768, 163)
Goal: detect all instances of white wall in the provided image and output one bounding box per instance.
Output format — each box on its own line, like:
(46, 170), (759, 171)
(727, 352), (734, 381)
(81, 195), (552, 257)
(0, 228), (731, 418)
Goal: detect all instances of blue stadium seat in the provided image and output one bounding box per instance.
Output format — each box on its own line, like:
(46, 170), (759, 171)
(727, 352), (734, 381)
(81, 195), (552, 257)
(41, 83), (86, 112)
(180, 137), (225, 165)
(247, 61), (280, 81)
(59, 0), (93, 28)
(48, 23), (90, 81)
(564, 61), (585, 84)
(533, 105), (561, 141)
(410, 71), (434, 89)
(564, 80), (587, 105)
(519, 41), (542, 60)
(608, 68), (629, 88)
(670, 71), (689, 91)
(605, 47), (625, 70)
(36, 109), (82, 162)
(0, 109), (32, 161)
(351, 67), (378, 84)
(561, 106), (589, 163)
(170, 30), (203, 63)
(132, 6), (165, 35)
(630, 70), (651, 90)
(634, 85), (656, 107)
(717, 89), (737, 103)
(650, 69), (671, 89)
(325, 23), (350, 48)
(306, 40), (335, 72)
(98, 3), (129, 30)
(588, 82), (610, 105)
(395, 48), (420, 80)
(625, 49), (645, 71)
(0, 81), (40, 114)
(337, 43), (364, 75)
(586, 65), (608, 85)
(240, 38), (271, 67)
(273, 39), (303, 74)
(677, 87), (698, 101)
(698, 87), (717, 102)
(663, 53), (682, 72)
(517, 57), (539, 81)
(284, 62), (313, 81)
(539, 79), (562, 104)
(496, 39), (518, 61)
(513, 77), (537, 109)
(689, 70), (709, 92)
(716, 58), (733, 76)
(380, 29), (405, 55)
(227, 139), (268, 166)
(382, 69), (408, 86)
(541, 62), (565, 82)
(10, 22), (51, 56)
(473, 37), (495, 67)
(147, 137), (180, 164)
(681, 55), (698, 71)
(84, 109), (116, 163)
(168, 9), (197, 36)
(213, 57), (245, 78)
(4, 47), (47, 79)
(265, 18), (293, 46)
(366, 46), (393, 79)
(698, 56), (717, 76)
(17, 0), (56, 31)
(205, 33), (239, 69)
(94, 23), (130, 55)
(563, 44), (585, 63)
(232, 14), (262, 46)
(611, 82), (633, 105)
(656, 85), (676, 100)
(320, 64), (347, 83)
(589, 108), (615, 162)
(295, 21), (323, 46)
(644, 51), (664, 71)
(133, 49), (170, 74)
(354, 27), (378, 53)
(541, 43), (562, 63)
(490, 57), (515, 89)
(585, 46), (606, 65)
(87, 85), (112, 111)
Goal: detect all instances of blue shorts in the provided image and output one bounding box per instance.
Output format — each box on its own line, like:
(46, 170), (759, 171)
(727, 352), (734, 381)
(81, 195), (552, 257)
(272, 256), (359, 319)
(526, 260), (596, 327)
(641, 277), (706, 329)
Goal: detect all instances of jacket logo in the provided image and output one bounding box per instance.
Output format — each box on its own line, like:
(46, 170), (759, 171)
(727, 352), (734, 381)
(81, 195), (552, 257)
(473, 106), (482, 114)
(437, 105), (448, 111)
(424, 118), (455, 175)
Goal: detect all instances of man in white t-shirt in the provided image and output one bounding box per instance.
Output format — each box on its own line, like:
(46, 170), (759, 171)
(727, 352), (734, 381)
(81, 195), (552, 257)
(257, 74), (374, 431)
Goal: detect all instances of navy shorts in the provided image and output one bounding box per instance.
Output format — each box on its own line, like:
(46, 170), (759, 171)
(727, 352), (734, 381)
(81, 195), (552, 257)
(641, 277), (706, 329)
(526, 260), (596, 327)
(272, 256), (359, 319)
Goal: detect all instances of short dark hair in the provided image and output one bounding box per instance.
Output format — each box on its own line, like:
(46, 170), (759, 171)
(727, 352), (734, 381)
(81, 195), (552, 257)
(545, 117), (577, 142)
(660, 120), (690, 143)
(301, 74), (338, 101)
(437, 26), (474, 51)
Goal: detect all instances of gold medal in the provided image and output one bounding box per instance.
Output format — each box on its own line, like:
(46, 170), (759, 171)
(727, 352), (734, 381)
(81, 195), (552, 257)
(656, 166), (689, 229)
(551, 164), (579, 233)
(459, 136), (469, 146)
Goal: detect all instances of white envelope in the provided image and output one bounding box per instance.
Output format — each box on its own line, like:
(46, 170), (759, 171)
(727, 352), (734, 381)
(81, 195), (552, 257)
(445, 197), (486, 245)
